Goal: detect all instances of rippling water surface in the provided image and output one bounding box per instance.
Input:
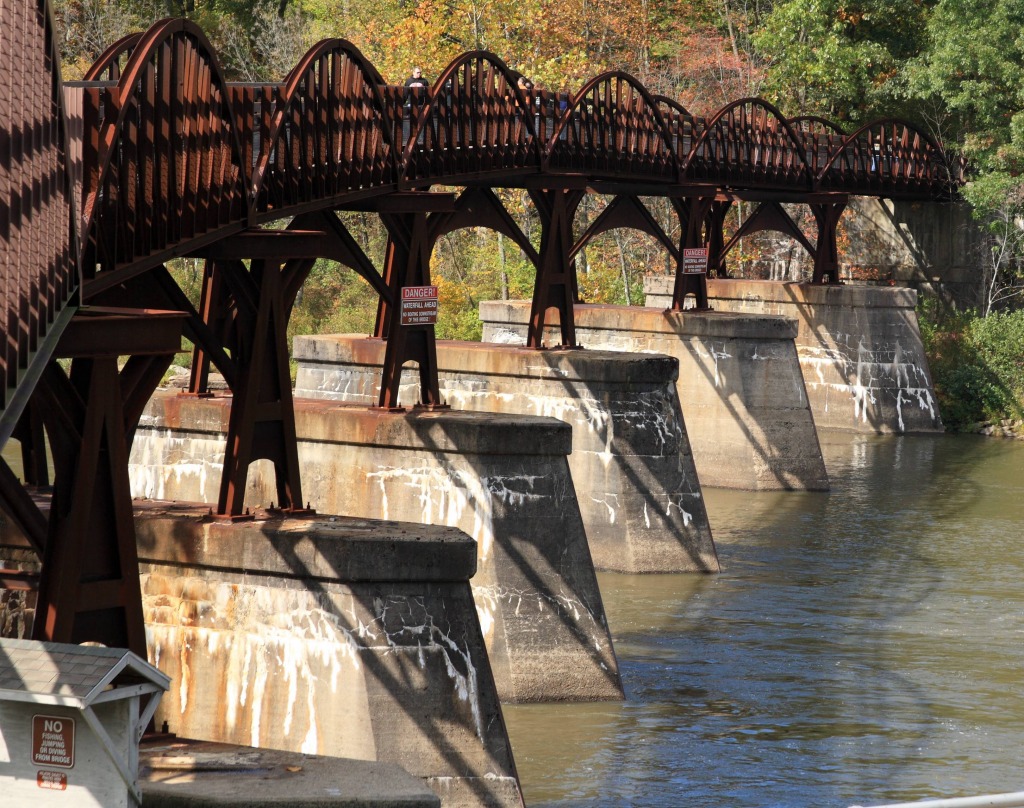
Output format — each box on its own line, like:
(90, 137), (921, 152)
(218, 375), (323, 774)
(503, 433), (1024, 807)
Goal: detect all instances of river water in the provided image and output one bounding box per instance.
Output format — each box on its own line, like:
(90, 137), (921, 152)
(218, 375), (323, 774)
(504, 432), (1024, 807)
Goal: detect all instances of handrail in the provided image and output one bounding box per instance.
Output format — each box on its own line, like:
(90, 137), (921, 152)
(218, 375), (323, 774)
(851, 791), (1024, 808)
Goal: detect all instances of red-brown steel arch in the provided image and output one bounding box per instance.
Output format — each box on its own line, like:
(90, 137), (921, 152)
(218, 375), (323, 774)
(546, 71), (678, 182)
(816, 118), (955, 198)
(253, 38), (400, 219)
(82, 18), (251, 298)
(403, 50), (544, 185)
(82, 32), (144, 81)
(684, 97), (812, 189)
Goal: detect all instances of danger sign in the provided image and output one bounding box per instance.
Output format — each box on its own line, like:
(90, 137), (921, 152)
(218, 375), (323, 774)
(682, 247), (709, 274)
(400, 285), (438, 326)
(32, 715), (74, 769)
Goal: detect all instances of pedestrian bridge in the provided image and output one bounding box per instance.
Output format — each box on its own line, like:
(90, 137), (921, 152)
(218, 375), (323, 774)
(1, 11), (962, 651)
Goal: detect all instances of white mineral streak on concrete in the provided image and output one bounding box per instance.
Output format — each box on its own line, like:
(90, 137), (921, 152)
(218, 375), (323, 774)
(366, 463), (546, 564)
(799, 332), (936, 428)
(470, 583), (603, 644)
(510, 392), (615, 466)
(693, 342), (733, 387)
(665, 493), (695, 526)
(179, 633), (191, 712)
(524, 364), (571, 378)
(441, 387), (522, 410)
(643, 501), (650, 528)
(148, 581), (379, 754)
(129, 431), (223, 501)
(301, 367), (367, 399)
(373, 594), (485, 741)
(616, 397), (682, 454)
(590, 493), (619, 524)
(476, 601), (495, 640)
(485, 327), (525, 345)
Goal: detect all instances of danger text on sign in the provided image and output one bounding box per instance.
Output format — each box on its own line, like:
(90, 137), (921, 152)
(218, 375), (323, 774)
(32, 715), (75, 769)
(400, 286), (439, 326)
(682, 247), (709, 274)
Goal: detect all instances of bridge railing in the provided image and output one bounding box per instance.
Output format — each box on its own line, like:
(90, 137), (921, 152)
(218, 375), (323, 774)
(816, 120), (960, 198)
(62, 24), (966, 299)
(401, 53), (542, 185)
(253, 40), (400, 218)
(0, 1), (80, 443)
(681, 99), (812, 189)
(546, 73), (677, 182)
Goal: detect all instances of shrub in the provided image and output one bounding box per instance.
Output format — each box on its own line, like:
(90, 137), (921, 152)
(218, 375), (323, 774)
(920, 300), (1024, 430)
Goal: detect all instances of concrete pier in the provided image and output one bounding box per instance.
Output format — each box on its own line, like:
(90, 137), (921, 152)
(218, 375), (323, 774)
(292, 337), (719, 575)
(130, 392), (623, 703)
(135, 503), (522, 808)
(477, 301), (828, 491)
(644, 277), (942, 434)
(0, 501), (524, 808)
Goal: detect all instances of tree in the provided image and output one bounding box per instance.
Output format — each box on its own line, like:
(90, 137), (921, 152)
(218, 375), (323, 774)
(753, 0), (932, 120)
(908, 0), (1024, 312)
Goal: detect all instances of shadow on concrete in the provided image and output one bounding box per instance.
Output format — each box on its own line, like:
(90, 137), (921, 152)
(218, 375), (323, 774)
(660, 311), (830, 492)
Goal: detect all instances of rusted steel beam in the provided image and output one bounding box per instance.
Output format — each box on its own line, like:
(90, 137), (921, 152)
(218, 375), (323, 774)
(28, 309), (184, 656)
(206, 254), (311, 517)
(572, 195), (678, 264)
(810, 201), (849, 285)
(56, 306), (186, 357)
(0, 459), (48, 556)
(527, 189), (584, 348)
(721, 200), (816, 261)
(375, 210), (446, 409)
(343, 191), (459, 213)
(188, 229), (328, 260)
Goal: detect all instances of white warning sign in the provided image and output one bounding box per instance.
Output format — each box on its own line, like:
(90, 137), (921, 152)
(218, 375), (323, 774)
(682, 247), (709, 274)
(400, 285), (439, 326)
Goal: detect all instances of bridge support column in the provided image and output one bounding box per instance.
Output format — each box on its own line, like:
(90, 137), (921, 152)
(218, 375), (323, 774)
(376, 209), (445, 409)
(669, 196), (718, 311)
(26, 308), (184, 656)
(527, 189), (584, 348)
(189, 230), (328, 517)
(811, 200), (848, 285)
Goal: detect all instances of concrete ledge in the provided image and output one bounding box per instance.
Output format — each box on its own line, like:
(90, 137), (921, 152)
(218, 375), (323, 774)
(645, 277), (942, 434)
(141, 738), (441, 807)
(130, 499), (476, 583)
(135, 503), (522, 808)
(293, 336), (719, 575)
(131, 393), (624, 705)
(477, 302), (828, 492)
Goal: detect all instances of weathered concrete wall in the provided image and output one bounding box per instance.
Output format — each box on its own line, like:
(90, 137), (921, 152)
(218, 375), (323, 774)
(134, 503), (523, 808)
(293, 337), (719, 575)
(730, 198), (982, 307)
(645, 277), (942, 434)
(0, 503), (523, 808)
(477, 301), (828, 491)
(130, 393), (623, 704)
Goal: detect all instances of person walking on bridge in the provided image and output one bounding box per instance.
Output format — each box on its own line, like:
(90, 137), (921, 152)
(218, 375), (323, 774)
(403, 67), (428, 98)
